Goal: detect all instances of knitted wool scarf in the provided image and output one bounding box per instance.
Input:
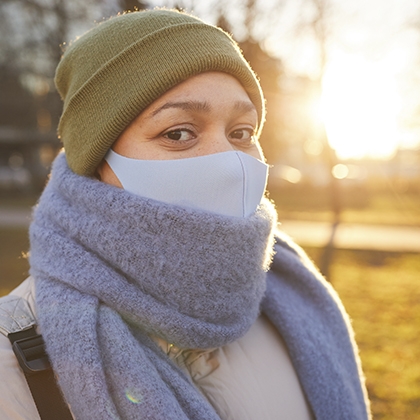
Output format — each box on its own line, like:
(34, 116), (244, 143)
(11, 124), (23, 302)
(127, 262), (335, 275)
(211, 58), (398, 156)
(29, 153), (370, 420)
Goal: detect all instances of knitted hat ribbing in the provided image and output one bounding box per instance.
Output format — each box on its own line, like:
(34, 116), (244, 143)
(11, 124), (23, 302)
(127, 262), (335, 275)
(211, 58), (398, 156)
(55, 9), (265, 176)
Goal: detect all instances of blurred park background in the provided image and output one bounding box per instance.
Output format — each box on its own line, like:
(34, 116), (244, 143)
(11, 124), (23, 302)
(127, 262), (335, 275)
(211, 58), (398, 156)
(0, 0), (419, 418)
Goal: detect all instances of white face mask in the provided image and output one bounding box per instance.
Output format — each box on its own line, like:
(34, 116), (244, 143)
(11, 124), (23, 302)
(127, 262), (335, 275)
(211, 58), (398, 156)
(104, 149), (269, 218)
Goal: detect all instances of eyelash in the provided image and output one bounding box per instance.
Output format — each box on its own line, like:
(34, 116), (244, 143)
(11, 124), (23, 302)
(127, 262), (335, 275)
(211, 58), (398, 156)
(163, 128), (196, 142)
(229, 128), (255, 143)
(162, 127), (256, 144)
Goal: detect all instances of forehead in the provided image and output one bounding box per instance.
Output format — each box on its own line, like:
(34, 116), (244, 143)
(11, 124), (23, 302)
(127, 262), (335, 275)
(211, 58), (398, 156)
(143, 71), (255, 113)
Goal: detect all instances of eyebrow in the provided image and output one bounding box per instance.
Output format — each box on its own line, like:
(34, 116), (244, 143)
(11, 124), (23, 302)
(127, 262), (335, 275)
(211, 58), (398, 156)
(149, 100), (257, 118)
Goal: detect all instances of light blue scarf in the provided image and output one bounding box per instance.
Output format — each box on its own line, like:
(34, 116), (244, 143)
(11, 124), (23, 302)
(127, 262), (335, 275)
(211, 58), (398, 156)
(29, 153), (370, 419)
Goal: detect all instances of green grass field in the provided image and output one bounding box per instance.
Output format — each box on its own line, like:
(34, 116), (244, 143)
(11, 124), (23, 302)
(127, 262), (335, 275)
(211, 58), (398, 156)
(1, 226), (420, 419)
(305, 247), (420, 419)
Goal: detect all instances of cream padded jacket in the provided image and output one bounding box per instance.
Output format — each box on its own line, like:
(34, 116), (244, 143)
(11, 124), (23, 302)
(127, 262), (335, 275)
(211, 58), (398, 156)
(0, 278), (314, 420)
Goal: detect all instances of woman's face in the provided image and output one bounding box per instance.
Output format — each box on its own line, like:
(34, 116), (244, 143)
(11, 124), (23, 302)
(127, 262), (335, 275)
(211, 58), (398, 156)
(97, 71), (264, 187)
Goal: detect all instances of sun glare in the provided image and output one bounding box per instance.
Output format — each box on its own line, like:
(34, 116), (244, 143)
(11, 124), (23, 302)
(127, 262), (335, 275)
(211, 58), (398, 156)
(319, 53), (402, 160)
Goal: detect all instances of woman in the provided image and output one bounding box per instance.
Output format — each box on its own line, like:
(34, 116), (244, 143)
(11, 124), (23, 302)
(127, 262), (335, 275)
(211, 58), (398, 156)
(0, 9), (371, 420)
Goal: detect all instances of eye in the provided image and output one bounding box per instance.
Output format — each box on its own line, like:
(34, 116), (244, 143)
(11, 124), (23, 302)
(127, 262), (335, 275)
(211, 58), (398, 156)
(163, 129), (195, 141)
(229, 128), (255, 142)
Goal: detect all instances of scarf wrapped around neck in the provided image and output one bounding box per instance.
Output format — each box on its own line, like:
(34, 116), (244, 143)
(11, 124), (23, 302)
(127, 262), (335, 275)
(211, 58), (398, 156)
(29, 153), (370, 419)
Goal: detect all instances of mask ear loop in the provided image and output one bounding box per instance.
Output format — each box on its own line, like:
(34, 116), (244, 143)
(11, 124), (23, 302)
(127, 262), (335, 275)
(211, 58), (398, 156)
(103, 149), (125, 186)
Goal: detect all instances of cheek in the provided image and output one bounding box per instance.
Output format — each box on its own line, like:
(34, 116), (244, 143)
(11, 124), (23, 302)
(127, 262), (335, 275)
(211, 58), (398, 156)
(113, 132), (150, 159)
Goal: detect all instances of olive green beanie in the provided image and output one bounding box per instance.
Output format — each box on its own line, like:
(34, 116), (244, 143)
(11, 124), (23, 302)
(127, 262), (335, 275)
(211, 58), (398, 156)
(55, 9), (265, 176)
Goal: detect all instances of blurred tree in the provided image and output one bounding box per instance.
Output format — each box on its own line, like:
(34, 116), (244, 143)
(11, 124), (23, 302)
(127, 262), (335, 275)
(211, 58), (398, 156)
(0, 0), (105, 132)
(0, 65), (37, 129)
(293, 0), (341, 278)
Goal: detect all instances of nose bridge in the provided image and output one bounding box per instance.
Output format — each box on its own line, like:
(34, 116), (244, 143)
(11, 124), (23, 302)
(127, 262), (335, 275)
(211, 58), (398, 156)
(205, 126), (235, 154)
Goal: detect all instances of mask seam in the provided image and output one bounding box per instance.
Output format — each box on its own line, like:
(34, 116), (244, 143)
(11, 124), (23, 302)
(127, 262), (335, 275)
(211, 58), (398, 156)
(235, 152), (246, 218)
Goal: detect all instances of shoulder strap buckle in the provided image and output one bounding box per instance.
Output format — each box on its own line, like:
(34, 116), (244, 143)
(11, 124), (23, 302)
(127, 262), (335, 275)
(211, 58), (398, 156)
(13, 333), (51, 375)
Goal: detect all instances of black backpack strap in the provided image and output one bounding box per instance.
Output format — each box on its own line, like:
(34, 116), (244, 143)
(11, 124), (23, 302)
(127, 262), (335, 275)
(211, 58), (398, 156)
(0, 295), (73, 420)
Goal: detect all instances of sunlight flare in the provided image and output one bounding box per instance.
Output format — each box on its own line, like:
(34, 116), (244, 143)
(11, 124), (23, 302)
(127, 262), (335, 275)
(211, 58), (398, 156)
(319, 53), (402, 160)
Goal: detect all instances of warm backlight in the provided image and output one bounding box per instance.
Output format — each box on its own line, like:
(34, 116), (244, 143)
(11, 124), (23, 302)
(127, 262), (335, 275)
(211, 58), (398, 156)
(319, 53), (401, 160)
